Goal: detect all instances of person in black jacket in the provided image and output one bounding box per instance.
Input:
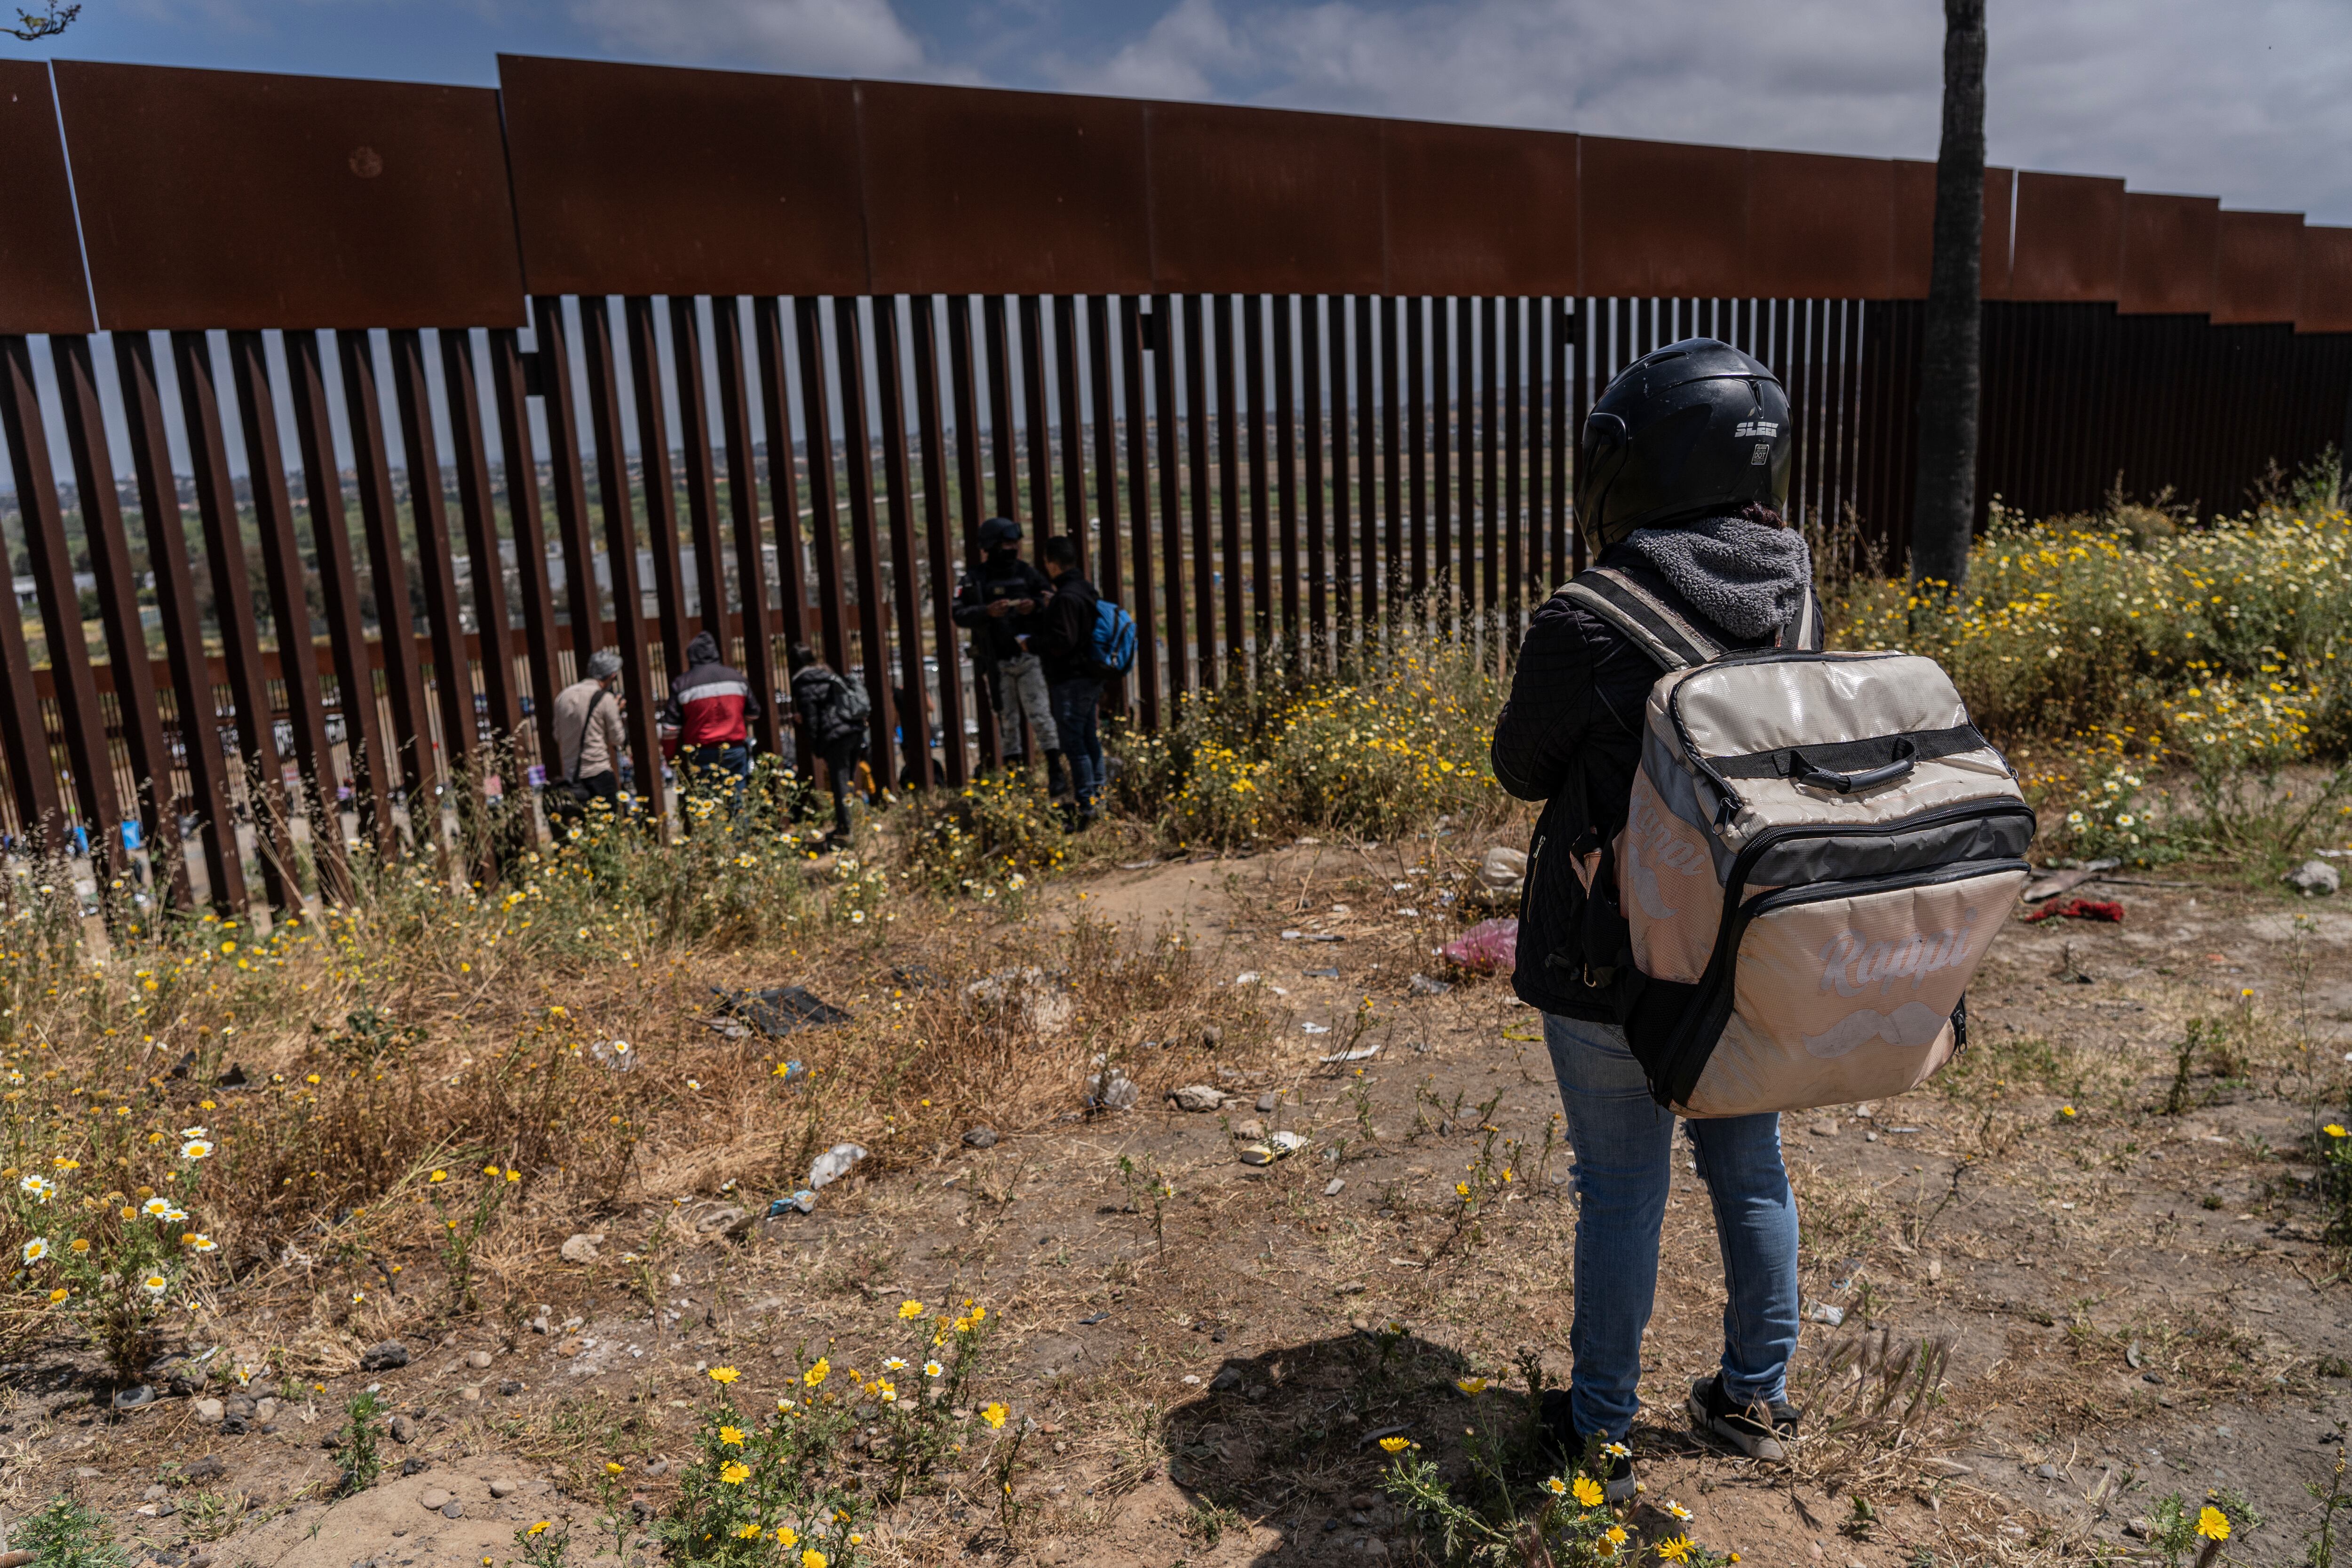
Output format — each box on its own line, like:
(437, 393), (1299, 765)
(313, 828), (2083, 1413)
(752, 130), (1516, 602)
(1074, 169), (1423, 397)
(787, 642), (866, 850)
(949, 517), (1068, 799)
(1031, 536), (1104, 826)
(1490, 340), (1819, 1497)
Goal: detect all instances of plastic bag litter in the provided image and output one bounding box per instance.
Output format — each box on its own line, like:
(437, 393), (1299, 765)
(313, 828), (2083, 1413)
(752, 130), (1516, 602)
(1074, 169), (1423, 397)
(1441, 917), (1519, 976)
(1476, 846), (1527, 902)
(809, 1142), (867, 1190)
(710, 985), (851, 1039)
(767, 1190), (818, 1217)
(1084, 1068), (1139, 1112)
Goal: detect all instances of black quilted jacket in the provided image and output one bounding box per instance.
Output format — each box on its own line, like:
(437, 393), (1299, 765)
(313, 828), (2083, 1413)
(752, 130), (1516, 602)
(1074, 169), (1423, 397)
(1491, 551), (1816, 1021)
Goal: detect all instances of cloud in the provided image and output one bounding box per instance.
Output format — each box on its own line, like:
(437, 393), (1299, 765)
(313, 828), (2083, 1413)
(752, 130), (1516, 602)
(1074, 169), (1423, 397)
(1075, 0), (1254, 100)
(568, 0), (925, 76)
(1046, 0), (2352, 223)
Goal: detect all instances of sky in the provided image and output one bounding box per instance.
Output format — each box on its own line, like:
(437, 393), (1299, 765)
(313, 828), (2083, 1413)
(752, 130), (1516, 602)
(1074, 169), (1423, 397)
(16, 0), (2352, 226)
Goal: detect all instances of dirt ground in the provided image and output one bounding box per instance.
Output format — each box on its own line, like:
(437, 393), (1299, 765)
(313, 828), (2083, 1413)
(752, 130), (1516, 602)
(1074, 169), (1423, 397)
(13, 839), (2352, 1568)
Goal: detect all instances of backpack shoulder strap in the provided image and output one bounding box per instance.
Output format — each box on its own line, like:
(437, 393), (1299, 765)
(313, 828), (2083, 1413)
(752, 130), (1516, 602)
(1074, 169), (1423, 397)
(566, 687), (609, 783)
(1787, 587), (1822, 652)
(1560, 565), (1725, 672)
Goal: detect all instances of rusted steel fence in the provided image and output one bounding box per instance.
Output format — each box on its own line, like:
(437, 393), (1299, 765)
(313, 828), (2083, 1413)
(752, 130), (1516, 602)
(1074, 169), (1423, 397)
(2, 56), (2350, 913)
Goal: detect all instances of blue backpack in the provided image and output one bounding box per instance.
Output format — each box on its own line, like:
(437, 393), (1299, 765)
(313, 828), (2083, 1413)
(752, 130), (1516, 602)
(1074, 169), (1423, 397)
(1092, 598), (1138, 675)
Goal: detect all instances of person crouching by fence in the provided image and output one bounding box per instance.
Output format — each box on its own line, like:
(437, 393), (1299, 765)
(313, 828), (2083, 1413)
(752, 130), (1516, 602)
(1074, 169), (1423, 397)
(950, 516), (1069, 801)
(660, 629), (761, 821)
(787, 642), (870, 852)
(548, 649), (629, 838)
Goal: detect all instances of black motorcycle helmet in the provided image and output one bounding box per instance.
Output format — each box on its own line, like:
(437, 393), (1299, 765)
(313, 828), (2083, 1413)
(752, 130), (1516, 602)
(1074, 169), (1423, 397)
(1575, 339), (1793, 557)
(978, 516), (1021, 554)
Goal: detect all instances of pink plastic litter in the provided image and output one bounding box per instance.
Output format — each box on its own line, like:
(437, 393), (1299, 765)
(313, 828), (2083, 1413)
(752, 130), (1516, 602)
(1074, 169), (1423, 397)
(1442, 917), (1519, 976)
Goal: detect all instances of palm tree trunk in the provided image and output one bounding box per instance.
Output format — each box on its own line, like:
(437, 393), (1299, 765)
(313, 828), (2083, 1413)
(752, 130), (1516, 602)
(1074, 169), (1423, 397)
(1910, 0), (1987, 589)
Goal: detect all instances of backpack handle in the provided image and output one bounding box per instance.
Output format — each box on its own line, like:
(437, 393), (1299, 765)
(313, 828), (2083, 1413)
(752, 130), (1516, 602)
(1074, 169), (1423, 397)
(1791, 738), (1916, 795)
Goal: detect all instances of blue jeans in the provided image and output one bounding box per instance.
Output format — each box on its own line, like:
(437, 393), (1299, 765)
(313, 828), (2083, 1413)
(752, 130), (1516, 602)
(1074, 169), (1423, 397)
(683, 743), (751, 818)
(1543, 1011), (1799, 1440)
(1049, 678), (1103, 810)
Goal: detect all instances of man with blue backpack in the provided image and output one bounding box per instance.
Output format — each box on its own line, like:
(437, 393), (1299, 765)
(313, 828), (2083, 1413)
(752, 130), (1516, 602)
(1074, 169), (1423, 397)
(1034, 534), (1134, 828)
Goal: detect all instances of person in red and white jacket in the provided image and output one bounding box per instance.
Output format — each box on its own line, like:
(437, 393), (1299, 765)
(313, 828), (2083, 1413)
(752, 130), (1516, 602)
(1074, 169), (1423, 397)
(660, 630), (761, 814)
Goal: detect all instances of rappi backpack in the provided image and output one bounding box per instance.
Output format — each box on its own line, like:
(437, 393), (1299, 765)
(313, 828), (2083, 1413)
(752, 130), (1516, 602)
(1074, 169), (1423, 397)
(1563, 566), (2037, 1118)
(1092, 598), (1138, 675)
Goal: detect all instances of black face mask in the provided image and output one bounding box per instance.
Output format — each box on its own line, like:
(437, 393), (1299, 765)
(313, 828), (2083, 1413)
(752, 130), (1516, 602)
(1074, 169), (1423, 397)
(988, 546), (1020, 566)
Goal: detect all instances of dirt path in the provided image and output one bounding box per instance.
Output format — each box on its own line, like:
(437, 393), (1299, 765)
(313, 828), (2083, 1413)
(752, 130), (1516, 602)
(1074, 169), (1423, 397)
(16, 846), (2352, 1568)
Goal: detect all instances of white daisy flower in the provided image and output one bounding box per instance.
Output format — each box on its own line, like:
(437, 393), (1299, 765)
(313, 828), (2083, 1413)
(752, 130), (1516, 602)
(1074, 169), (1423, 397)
(180, 1139), (213, 1160)
(21, 1237), (48, 1264)
(140, 1275), (167, 1297)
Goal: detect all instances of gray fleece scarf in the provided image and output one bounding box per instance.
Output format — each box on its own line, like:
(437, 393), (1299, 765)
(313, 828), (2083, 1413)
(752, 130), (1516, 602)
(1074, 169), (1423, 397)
(1620, 514), (1814, 641)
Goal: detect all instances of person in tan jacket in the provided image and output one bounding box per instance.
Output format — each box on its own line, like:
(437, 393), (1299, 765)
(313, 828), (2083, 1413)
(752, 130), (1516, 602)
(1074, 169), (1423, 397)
(549, 649), (629, 827)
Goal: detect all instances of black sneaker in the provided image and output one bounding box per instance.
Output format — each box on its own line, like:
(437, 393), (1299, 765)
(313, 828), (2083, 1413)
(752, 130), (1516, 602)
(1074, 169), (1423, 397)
(1686, 1373), (1797, 1462)
(1538, 1389), (1638, 1504)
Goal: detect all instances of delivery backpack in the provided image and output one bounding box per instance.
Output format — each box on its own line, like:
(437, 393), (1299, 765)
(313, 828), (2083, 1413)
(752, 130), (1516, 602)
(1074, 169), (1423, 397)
(1561, 566), (2036, 1118)
(1093, 598), (1138, 675)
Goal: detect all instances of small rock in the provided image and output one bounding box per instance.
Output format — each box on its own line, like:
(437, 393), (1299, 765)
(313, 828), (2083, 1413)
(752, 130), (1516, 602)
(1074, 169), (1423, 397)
(2034, 1463), (2059, 1480)
(143, 1485), (168, 1502)
(556, 1338), (584, 1358)
(2288, 859), (2342, 897)
(460, 1386), (482, 1403)
(961, 1126), (998, 1150)
(389, 1414), (417, 1444)
(359, 1342), (410, 1372)
(1255, 1092), (1278, 1114)
(2126, 1340), (2143, 1369)
(1326, 1178), (1347, 1197)
(1804, 1302), (1845, 1327)
(219, 1415), (248, 1435)
(490, 1479), (517, 1498)
(254, 1398), (278, 1423)
(466, 1350), (495, 1369)
(184, 1456), (227, 1482)
(643, 1458), (670, 1478)
(559, 1233), (604, 1264)
(193, 1398), (224, 1424)
(401, 1459), (428, 1476)
(1809, 1121), (1837, 1138)
(2124, 1519), (2152, 1541)
(692, 1206), (746, 1235)
(419, 1489), (451, 1512)
(441, 1500), (463, 1520)
(2143, 1371), (2165, 1385)
(1406, 972), (1451, 997)
(1234, 1118), (1266, 1141)
(114, 1384), (157, 1411)
(498, 1380), (523, 1397)
(1208, 1368), (1244, 1392)
(1920, 1457), (1974, 1477)
(1200, 1025), (1223, 1049)
(1168, 1084), (1227, 1113)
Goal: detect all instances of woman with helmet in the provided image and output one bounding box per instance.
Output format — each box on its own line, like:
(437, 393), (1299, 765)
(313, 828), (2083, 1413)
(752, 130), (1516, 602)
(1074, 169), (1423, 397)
(1490, 340), (1820, 1496)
